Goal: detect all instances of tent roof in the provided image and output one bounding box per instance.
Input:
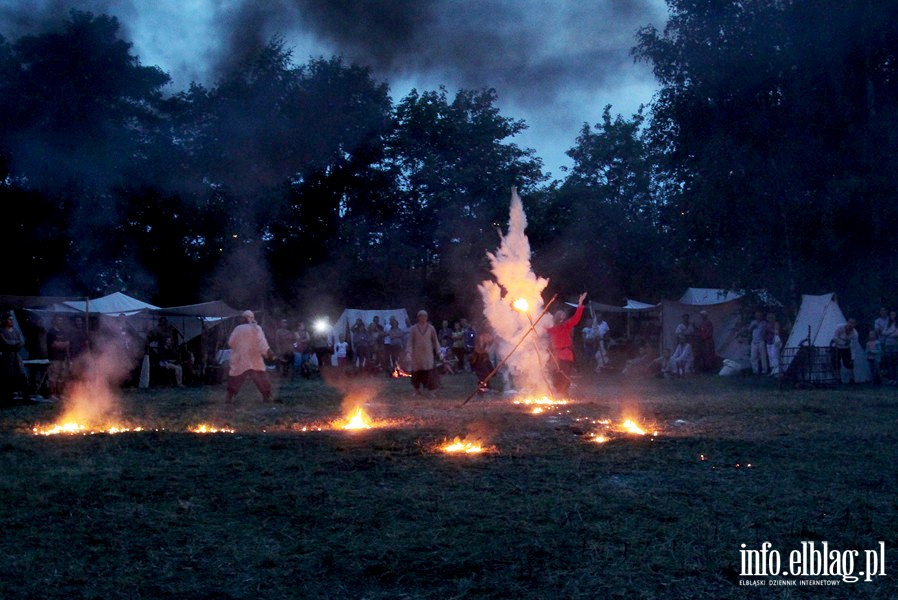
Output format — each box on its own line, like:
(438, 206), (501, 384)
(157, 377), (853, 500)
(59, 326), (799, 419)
(149, 301), (240, 320)
(0, 295), (84, 309)
(63, 292), (159, 316)
(679, 288), (743, 305)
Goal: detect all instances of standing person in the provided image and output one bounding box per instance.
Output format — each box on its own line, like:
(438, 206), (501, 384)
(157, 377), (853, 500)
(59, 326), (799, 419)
(451, 322), (466, 373)
(462, 319), (476, 371)
(831, 319), (858, 384)
(696, 310), (716, 373)
(333, 334), (349, 371)
(385, 316), (405, 372)
(765, 312), (782, 376)
(438, 320), (453, 349)
(867, 329), (883, 385)
(592, 313), (610, 373)
(408, 310), (440, 395)
(274, 319), (296, 378)
(226, 310), (273, 402)
(0, 312), (30, 405)
(746, 311), (769, 375)
(874, 307), (889, 337)
(547, 292), (588, 396)
(367, 316), (385, 369)
(46, 315), (70, 400)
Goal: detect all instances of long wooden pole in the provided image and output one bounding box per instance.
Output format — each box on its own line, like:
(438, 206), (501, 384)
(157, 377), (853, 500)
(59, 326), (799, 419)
(460, 294), (557, 406)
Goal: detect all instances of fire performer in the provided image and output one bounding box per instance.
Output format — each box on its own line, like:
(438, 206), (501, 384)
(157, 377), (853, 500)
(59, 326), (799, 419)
(226, 310), (274, 402)
(408, 310), (440, 395)
(546, 292), (588, 395)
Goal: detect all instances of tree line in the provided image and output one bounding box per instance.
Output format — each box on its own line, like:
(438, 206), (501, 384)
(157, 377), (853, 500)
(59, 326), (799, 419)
(2, 2), (896, 320)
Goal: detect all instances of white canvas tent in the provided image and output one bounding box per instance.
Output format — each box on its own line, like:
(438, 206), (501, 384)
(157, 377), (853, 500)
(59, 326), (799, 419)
(781, 293), (870, 383)
(61, 291), (160, 316)
(679, 288), (743, 305)
(331, 308), (411, 348)
(660, 298), (748, 364)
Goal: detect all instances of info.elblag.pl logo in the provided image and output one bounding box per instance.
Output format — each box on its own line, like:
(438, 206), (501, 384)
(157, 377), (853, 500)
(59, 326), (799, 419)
(739, 542), (887, 587)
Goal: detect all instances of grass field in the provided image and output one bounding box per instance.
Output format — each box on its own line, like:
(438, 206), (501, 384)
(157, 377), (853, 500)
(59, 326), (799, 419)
(1, 370), (896, 599)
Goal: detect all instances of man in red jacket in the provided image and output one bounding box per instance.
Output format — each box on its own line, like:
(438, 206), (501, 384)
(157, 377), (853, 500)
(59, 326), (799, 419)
(547, 292), (588, 395)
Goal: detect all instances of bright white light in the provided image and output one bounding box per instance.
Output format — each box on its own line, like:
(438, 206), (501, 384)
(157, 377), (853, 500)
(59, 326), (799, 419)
(313, 318), (330, 333)
(513, 298), (529, 312)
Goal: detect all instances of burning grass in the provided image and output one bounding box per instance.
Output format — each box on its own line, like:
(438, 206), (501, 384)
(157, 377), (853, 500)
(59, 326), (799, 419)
(2, 374), (897, 598)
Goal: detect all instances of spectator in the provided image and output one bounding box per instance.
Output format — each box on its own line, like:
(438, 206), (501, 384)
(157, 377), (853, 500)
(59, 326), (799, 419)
(293, 321), (314, 378)
(438, 320), (453, 349)
(547, 292), (588, 395)
(592, 313), (610, 373)
(408, 309), (440, 395)
(867, 329), (883, 385)
(765, 312), (782, 376)
(333, 334), (349, 370)
(350, 318), (370, 369)
(274, 319), (296, 378)
(670, 334), (694, 377)
(46, 315), (70, 400)
(874, 307), (889, 336)
(385, 316), (405, 372)
(226, 310), (273, 402)
(831, 319), (858, 383)
(462, 319), (476, 364)
(451, 322), (466, 373)
(157, 335), (185, 388)
(0, 312), (30, 405)
(367, 316), (385, 369)
(696, 310), (716, 373)
(746, 311), (769, 375)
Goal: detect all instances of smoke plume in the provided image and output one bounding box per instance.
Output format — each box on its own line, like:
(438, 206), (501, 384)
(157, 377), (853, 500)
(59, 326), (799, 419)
(479, 187), (551, 394)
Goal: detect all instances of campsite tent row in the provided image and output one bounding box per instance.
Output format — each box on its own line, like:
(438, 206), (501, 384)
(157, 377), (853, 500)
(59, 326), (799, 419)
(20, 292), (241, 343)
(574, 288), (869, 382)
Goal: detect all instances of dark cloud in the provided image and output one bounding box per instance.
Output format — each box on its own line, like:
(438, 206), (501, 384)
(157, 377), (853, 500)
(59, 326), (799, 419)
(210, 0), (662, 109)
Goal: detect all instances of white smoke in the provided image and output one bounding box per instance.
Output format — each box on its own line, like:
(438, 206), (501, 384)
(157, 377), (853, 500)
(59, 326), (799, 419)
(479, 187), (552, 394)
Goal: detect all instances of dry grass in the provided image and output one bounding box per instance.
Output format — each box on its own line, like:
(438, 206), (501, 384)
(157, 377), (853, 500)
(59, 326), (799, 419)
(0, 371), (896, 598)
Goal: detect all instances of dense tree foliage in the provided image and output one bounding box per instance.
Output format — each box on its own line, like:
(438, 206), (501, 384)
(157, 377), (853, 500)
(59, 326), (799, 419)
(634, 0), (898, 314)
(2, 4), (897, 320)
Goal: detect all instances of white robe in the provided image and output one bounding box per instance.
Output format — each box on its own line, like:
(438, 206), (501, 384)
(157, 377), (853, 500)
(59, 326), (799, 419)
(228, 323), (270, 376)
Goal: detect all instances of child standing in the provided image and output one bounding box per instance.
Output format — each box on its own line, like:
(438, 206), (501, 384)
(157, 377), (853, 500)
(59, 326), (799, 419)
(334, 335), (349, 371)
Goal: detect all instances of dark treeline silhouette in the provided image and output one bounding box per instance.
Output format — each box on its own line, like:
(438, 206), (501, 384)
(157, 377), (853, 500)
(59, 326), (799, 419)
(2, 3), (897, 319)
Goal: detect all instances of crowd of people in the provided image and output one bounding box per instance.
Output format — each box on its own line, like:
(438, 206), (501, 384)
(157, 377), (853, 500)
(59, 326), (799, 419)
(3, 299), (896, 406)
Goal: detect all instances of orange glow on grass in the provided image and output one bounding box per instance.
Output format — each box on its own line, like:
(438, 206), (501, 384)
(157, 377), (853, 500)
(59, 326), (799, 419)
(188, 424), (235, 434)
(439, 436), (491, 454)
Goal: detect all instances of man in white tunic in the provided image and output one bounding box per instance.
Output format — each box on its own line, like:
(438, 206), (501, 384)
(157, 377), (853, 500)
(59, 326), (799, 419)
(226, 310), (273, 401)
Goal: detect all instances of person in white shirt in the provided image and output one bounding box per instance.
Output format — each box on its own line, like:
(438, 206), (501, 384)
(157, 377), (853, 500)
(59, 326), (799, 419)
(831, 319), (858, 383)
(592, 314), (610, 373)
(745, 311), (769, 375)
(226, 310), (273, 401)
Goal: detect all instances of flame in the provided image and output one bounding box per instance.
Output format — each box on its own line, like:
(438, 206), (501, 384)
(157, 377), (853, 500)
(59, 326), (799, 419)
(513, 396), (569, 407)
(620, 419), (647, 435)
(188, 424), (235, 434)
(513, 298), (529, 312)
(341, 407), (372, 430)
(33, 422), (144, 436)
(440, 436), (486, 454)
(589, 434), (609, 444)
(391, 365), (412, 378)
